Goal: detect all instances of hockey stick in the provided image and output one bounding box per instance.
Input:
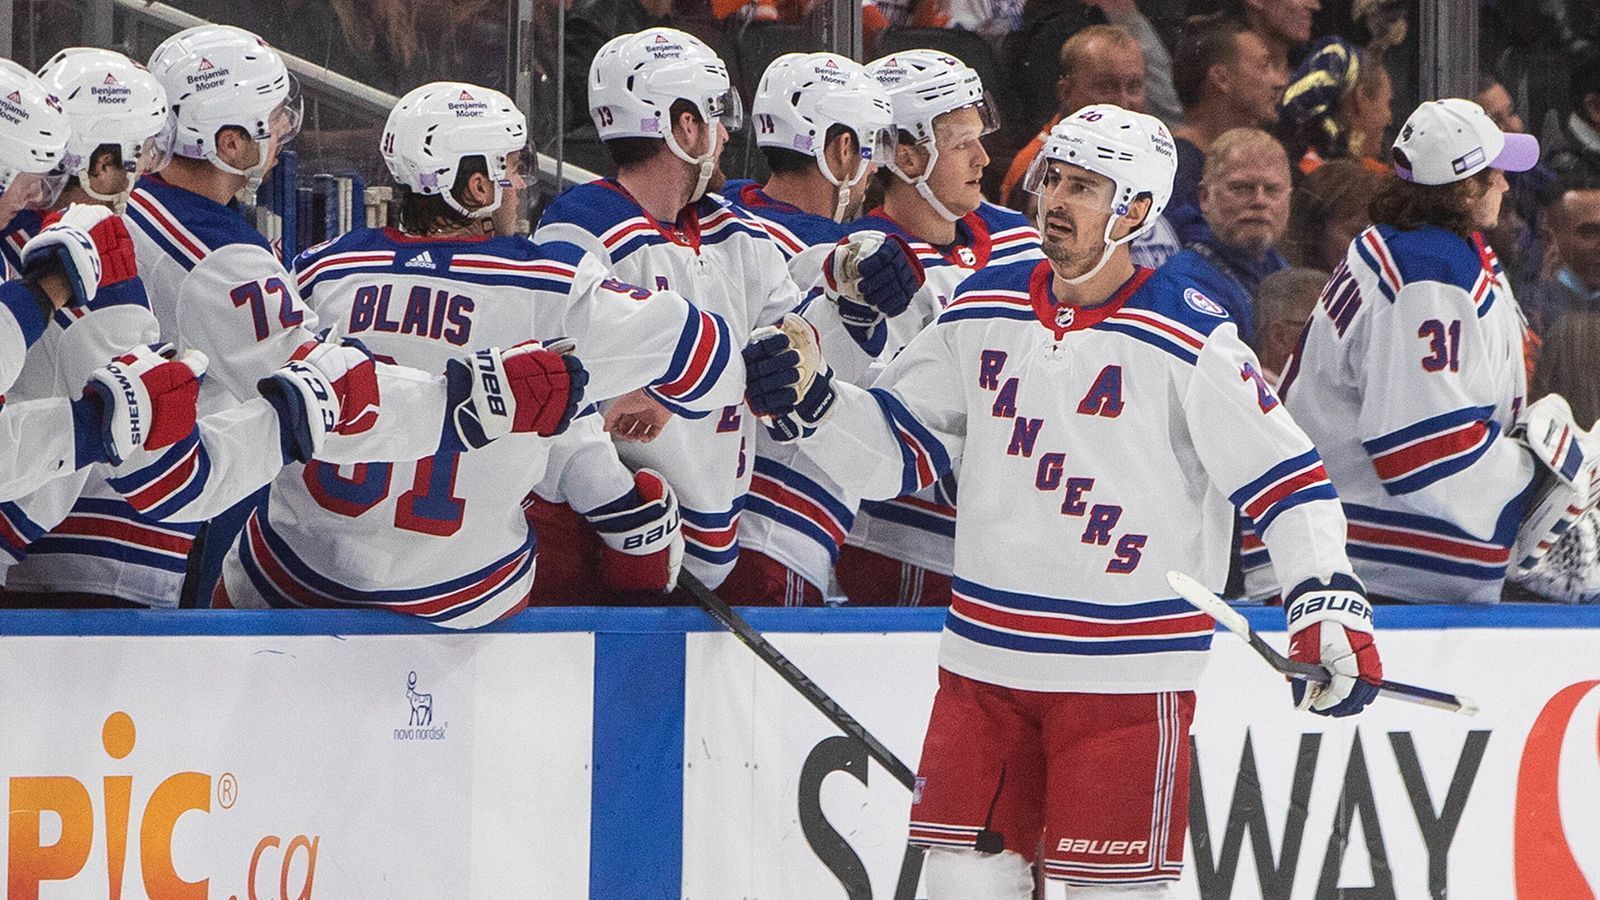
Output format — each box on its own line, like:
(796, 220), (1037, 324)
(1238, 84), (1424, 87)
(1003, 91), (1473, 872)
(1166, 571), (1479, 716)
(678, 571), (926, 897)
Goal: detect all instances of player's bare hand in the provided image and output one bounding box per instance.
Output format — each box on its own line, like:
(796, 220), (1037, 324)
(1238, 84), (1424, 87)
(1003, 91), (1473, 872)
(605, 388), (672, 443)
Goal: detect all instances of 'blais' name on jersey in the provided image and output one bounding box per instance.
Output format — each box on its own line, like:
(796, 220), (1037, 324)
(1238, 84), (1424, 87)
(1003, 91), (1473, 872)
(346, 282), (474, 345)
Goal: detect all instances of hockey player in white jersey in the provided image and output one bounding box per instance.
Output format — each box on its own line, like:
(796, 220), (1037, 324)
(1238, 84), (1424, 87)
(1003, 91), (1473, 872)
(534, 27), (804, 589)
(716, 52), (928, 604)
(818, 50), (1043, 606)
(744, 105), (1383, 895)
(214, 80), (733, 626)
(1280, 98), (1579, 603)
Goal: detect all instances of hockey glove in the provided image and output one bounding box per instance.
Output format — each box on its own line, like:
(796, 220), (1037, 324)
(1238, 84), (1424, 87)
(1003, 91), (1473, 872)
(744, 313), (836, 442)
(1284, 573), (1382, 717)
(21, 204), (139, 309)
(588, 468), (684, 592)
(258, 339), (382, 464)
(446, 339), (588, 450)
(823, 230), (923, 329)
(76, 343), (208, 466)
(1512, 393), (1600, 573)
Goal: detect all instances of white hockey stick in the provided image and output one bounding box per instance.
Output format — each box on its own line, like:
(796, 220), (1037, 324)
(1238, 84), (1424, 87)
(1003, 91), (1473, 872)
(1166, 571), (1479, 716)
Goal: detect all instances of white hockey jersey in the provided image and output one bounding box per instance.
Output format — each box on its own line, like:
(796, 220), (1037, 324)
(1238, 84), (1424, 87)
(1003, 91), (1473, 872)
(219, 228), (738, 628)
(1281, 225), (1537, 603)
(535, 179), (801, 586)
(798, 259), (1352, 692)
(806, 203), (1041, 581)
(0, 278), (80, 503)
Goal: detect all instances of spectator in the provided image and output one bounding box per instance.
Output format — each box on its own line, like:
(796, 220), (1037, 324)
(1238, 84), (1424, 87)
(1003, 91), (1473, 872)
(947, 0), (1024, 42)
(1284, 156), (1384, 269)
(1479, 73), (1558, 280)
(1280, 36), (1392, 175)
(1158, 127), (1291, 344)
(1167, 15), (1288, 241)
(1548, 50), (1600, 179)
(1254, 267), (1326, 382)
(998, 0), (1106, 134)
(1230, 0), (1319, 75)
(1522, 173), (1600, 335)
(1507, 311), (1600, 604)
(998, 24), (1181, 265)
(1082, 0), (1184, 125)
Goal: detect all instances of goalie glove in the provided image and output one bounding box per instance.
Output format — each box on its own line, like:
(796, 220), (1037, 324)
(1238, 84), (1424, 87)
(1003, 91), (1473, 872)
(1284, 573), (1382, 717)
(743, 313), (836, 442)
(445, 339), (588, 450)
(1512, 394), (1600, 574)
(588, 468), (684, 592)
(823, 230), (924, 330)
(76, 343), (208, 466)
(257, 339), (381, 464)
(21, 204), (139, 309)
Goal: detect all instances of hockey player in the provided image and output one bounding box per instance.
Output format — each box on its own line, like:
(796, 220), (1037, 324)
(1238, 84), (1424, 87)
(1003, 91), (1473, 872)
(1281, 98), (1573, 603)
(716, 52), (924, 604)
(819, 50), (1043, 606)
(214, 81), (732, 626)
(534, 28), (805, 590)
(744, 105), (1382, 895)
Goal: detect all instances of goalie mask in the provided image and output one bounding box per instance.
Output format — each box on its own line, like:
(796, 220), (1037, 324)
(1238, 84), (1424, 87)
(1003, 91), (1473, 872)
(1023, 104), (1176, 284)
(753, 52), (896, 222)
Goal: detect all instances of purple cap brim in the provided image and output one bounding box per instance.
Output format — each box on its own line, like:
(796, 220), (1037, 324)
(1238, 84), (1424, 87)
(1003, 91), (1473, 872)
(1492, 132), (1540, 173)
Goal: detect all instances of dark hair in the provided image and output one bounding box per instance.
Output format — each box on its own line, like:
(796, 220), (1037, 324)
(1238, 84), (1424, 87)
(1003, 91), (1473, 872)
(1285, 157), (1385, 266)
(1368, 166), (1493, 238)
(1532, 312), (1600, 426)
(605, 99), (699, 170)
(397, 155), (489, 233)
(1172, 15), (1248, 108)
(762, 124), (857, 176)
(1571, 49), (1600, 106)
(1540, 170), (1600, 223)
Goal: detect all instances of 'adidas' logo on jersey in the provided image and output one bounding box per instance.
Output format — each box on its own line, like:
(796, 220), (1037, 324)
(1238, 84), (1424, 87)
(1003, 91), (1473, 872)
(405, 251), (438, 269)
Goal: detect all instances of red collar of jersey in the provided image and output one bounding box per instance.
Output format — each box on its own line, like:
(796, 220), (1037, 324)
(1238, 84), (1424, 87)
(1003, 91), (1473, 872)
(381, 227), (490, 244)
(601, 178), (704, 251)
(1470, 231), (1501, 276)
(865, 208), (992, 270)
(1030, 260), (1154, 338)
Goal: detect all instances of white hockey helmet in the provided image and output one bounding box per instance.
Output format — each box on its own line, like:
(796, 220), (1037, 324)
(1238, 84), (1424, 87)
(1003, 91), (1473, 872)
(588, 27), (742, 200)
(0, 58), (71, 212)
(866, 50), (999, 221)
(383, 81), (529, 221)
(753, 53), (896, 221)
(1023, 104), (1176, 283)
(36, 48), (172, 206)
(147, 24), (301, 191)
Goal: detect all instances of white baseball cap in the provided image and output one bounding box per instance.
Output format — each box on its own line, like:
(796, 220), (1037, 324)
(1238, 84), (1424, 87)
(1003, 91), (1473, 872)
(1391, 98), (1539, 185)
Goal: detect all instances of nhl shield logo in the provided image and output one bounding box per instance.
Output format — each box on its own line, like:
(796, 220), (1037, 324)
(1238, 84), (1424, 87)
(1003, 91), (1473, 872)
(1055, 305), (1076, 328)
(956, 247), (977, 266)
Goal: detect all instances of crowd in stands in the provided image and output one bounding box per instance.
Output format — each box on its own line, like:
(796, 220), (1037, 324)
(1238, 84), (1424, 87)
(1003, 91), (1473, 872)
(5, 0), (1600, 615)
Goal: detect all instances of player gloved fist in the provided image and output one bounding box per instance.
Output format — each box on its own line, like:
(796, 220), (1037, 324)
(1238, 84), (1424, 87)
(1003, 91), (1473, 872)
(73, 343), (207, 466)
(744, 313), (835, 443)
(588, 468), (684, 592)
(20, 203), (139, 309)
(1284, 573), (1383, 717)
(823, 230), (924, 329)
(445, 338), (588, 450)
(1511, 393), (1600, 573)
(257, 338), (381, 463)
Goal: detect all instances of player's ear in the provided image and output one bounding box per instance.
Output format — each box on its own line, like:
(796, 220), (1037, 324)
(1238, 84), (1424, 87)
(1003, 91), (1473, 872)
(894, 140), (927, 179)
(213, 126), (258, 171)
(460, 170), (496, 210)
(824, 131), (856, 182)
(1112, 195), (1152, 241)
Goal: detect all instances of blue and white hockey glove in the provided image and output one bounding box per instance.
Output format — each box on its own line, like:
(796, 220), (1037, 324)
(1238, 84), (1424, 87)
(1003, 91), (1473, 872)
(588, 468), (684, 592)
(444, 339), (588, 451)
(76, 343), (208, 466)
(1512, 393), (1600, 573)
(823, 230), (923, 330)
(258, 338), (381, 464)
(1284, 573), (1382, 717)
(744, 313), (835, 442)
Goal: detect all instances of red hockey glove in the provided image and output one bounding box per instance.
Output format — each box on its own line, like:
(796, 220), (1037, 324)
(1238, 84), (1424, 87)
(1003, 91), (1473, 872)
(446, 339), (588, 449)
(589, 468), (684, 592)
(257, 338), (381, 463)
(23, 204), (139, 308)
(1284, 573), (1382, 717)
(76, 343), (207, 465)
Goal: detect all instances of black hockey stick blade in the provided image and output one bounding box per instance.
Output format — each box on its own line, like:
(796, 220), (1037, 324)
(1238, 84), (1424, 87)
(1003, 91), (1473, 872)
(679, 571), (919, 789)
(1166, 571), (1479, 716)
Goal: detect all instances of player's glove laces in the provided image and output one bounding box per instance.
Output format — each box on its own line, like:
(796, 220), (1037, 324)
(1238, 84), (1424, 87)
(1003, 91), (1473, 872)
(1284, 573), (1382, 717)
(75, 342), (207, 466)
